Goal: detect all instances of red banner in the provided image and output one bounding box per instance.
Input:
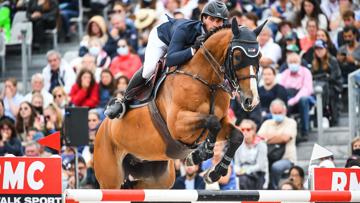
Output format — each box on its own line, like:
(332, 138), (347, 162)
(0, 156), (62, 194)
(313, 167), (360, 190)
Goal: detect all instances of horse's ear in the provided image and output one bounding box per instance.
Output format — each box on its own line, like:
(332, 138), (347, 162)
(231, 18), (240, 37)
(253, 19), (268, 37)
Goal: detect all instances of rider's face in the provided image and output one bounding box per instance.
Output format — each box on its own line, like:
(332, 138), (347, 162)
(203, 15), (224, 31)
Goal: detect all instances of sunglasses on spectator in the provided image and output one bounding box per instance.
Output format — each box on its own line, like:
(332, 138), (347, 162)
(88, 119), (98, 122)
(240, 128), (252, 132)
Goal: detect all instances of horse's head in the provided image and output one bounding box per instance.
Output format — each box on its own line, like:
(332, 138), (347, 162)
(224, 19), (267, 112)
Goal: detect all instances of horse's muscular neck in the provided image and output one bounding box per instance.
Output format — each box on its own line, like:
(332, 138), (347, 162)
(186, 29), (232, 85)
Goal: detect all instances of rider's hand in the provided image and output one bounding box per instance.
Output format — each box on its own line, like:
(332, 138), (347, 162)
(192, 35), (205, 51)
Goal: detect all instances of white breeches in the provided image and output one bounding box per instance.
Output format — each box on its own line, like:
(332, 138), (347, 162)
(142, 25), (168, 79)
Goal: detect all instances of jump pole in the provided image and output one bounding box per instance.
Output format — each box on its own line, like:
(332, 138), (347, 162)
(65, 189), (360, 202)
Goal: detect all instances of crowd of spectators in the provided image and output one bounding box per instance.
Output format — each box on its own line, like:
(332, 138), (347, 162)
(1, 0), (360, 192)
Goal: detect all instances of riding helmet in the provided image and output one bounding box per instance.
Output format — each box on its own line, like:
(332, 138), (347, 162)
(201, 0), (229, 20)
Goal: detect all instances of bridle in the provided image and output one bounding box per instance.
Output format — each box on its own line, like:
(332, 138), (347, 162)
(166, 31), (260, 146)
(201, 35), (260, 94)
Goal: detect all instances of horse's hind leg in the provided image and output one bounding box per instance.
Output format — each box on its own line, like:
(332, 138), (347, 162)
(186, 115), (221, 166)
(131, 160), (176, 189)
(204, 124), (243, 183)
(94, 121), (125, 189)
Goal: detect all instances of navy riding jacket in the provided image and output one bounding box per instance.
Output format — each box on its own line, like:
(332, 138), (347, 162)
(157, 18), (204, 67)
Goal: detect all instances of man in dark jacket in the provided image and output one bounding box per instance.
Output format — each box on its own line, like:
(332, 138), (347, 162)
(172, 164), (205, 189)
(105, 0), (229, 119)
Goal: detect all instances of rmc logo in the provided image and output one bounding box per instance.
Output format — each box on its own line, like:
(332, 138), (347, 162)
(0, 161), (44, 190)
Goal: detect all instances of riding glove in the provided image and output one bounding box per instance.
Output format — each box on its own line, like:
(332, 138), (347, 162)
(192, 35), (205, 51)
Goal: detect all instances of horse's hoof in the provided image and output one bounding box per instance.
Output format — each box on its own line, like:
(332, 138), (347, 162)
(203, 167), (221, 184)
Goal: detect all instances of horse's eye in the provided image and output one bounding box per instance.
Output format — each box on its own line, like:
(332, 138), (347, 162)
(234, 54), (241, 61)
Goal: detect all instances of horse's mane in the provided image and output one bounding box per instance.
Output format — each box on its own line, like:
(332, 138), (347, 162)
(202, 24), (232, 42)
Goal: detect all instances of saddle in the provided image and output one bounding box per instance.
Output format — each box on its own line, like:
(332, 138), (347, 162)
(128, 60), (194, 160)
(128, 60), (166, 107)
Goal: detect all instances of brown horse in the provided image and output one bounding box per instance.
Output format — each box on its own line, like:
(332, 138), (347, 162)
(94, 19), (266, 189)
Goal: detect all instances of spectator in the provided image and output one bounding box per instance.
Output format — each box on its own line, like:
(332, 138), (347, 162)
(42, 50), (76, 94)
(172, 163), (205, 189)
(86, 38), (111, 69)
(258, 66), (288, 120)
(164, 0), (181, 19)
(234, 119), (268, 189)
(337, 25), (360, 84)
(311, 39), (343, 126)
(79, 15), (108, 57)
(320, 0), (339, 21)
(280, 53), (313, 139)
(302, 29), (338, 64)
(16, 101), (42, 140)
(26, 0), (58, 50)
(299, 18), (318, 52)
(269, 0), (295, 25)
(104, 13), (139, 58)
(98, 69), (116, 109)
(52, 86), (69, 113)
(31, 92), (44, 115)
(0, 0), (11, 42)
(0, 118), (23, 156)
(88, 109), (100, 140)
(64, 156), (97, 189)
(110, 39), (142, 79)
(70, 69), (100, 108)
(2, 77), (24, 121)
(279, 43), (310, 73)
(295, 0), (328, 38)
(78, 109), (100, 163)
(242, 12), (258, 30)
(288, 165), (305, 190)
(115, 75), (129, 92)
(337, 10), (358, 48)
(351, 136), (360, 157)
(43, 103), (63, 136)
(190, 0), (208, 20)
(77, 54), (102, 82)
(24, 73), (54, 108)
(345, 156), (360, 168)
(201, 141), (238, 190)
(280, 179), (297, 190)
(0, 99), (14, 123)
(59, 0), (79, 41)
(173, 10), (185, 19)
(318, 155), (336, 168)
(24, 141), (41, 157)
(258, 27), (282, 69)
(345, 136), (360, 167)
(258, 99), (297, 189)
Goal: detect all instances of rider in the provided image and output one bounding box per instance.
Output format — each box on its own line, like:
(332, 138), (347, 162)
(105, 0), (229, 119)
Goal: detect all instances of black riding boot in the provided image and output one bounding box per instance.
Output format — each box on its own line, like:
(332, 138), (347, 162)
(104, 69), (147, 119)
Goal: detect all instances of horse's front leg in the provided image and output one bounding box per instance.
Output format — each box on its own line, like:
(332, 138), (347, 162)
(185, 115), (221, 166)
(204, 124), (244, 183)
